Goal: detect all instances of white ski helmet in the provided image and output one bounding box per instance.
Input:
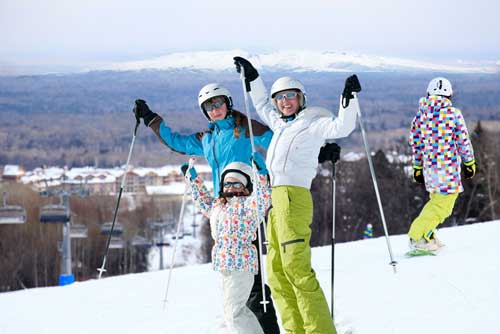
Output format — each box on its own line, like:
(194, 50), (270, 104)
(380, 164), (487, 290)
(198, 83), (233, 119)
(220, 161), (253, 194)
(270, 76), (307, 109)
(426, 77), (453, 97)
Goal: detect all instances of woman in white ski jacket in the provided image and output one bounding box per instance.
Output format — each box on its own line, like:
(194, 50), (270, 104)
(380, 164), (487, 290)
(185, 161), (271, 334)
(234, 56), (359, 334)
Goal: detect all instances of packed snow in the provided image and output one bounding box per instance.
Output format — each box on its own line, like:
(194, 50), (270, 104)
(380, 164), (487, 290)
(1, 220), (499, 334)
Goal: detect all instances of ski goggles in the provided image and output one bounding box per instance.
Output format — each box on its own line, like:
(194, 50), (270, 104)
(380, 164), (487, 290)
(203, 99), (226, 112)
(274, 91), (299, 101)
(223, 181), (245, 189)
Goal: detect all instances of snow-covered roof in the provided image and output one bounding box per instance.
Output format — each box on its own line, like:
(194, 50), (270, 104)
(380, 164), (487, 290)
(342, 152), (365, 162)
(145, 183), (190, 195)
(19, 164), (213, 187)
(2, 165), (25, 176)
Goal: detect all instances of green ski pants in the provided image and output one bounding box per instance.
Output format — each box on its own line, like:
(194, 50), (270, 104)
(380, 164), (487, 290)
(408, 192), (459, 241)
(266, 186), (336, 334)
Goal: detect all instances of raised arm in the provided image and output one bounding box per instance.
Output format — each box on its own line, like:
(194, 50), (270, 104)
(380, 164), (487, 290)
(133, 99), (204, 156)
(309, 76), (361, 139)
(234, 56), (280, 129)
(181, 164), (214, 218)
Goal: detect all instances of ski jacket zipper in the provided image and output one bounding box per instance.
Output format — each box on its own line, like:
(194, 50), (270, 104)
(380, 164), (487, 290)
(282, 127), (308, 172)
(268, 128), (284, 183)
(212, 124), (220, 185)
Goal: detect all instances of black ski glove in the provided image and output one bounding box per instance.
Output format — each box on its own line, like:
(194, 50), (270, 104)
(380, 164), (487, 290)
(463, 160), (476, 179)
(233, 56), (259, 92)
(318, 143), (341, 164)
(413, 166), (424, 184)
(133, 99), (158, 126)
(342, 75), (362, 108)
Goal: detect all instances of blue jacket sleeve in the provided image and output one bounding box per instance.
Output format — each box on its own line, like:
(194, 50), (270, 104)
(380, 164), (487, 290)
(253, 129), (273, 149)
(149, 116), (204, 156)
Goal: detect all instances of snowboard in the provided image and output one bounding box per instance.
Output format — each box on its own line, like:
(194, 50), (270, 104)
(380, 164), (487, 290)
(404, 249), (437, 257)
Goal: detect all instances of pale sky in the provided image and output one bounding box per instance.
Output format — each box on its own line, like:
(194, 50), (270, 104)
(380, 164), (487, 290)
(1, 0), (499, 66)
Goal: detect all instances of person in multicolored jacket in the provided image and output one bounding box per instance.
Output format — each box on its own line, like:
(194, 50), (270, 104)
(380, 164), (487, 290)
(184, 161), (271, 334)
(408, 77), (476, 251)
(133, 87), (280, 334)
(234, 56), (359, 334)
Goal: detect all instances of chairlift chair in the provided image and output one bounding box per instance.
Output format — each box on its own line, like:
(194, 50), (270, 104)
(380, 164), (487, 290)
(131, 235), (152, 248)
(0, 205), (27, 225)
(109, 236), (125, 249)
(40, 204), (70, 223)
(100, 221), (123, 236)
(70, 224), (88, 238)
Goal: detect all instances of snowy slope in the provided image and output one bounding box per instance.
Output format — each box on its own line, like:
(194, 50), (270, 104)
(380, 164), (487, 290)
(101, 49), (499, 74)
(1, 221), (499, 334)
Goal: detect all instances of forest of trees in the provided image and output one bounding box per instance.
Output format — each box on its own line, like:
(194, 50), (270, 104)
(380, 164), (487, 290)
(1, 70), (499, 169)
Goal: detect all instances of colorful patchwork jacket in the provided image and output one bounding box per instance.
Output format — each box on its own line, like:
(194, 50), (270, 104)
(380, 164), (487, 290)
(409, 95), (475, 194)
(189, 174), (271, 274)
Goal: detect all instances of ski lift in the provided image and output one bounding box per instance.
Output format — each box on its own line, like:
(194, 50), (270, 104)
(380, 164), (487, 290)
(0, 204), (26, 225)
(131, 235), (152, 248)
(0, 192), (26, 225)
(100, 221), (123, 236)
(108, 236), (125, 249)
(70, 224), (88, 238)
(40, 204), (70, 223)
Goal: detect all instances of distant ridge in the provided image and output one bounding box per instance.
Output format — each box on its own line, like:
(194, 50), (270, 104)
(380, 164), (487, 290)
(100, 49), (499, 74)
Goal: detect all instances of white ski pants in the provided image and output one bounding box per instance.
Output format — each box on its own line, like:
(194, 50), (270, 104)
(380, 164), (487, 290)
(221, 270), (264, 334)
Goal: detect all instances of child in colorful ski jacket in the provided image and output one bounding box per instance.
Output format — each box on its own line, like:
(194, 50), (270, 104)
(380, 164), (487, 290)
(408, 77), (476, 251)
(133, 87), (280, 334)
(185, 161), (271, 334)
(234, 56), (359, 334)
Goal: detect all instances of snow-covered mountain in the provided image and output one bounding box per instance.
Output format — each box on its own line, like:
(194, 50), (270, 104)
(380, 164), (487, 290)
(101, 49), (499, 74)
(1, 221), (499, 334)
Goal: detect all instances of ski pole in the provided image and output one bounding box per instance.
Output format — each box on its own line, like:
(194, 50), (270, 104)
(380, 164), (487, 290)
(328, 143), (340, 320)
(331, 158), (337, 321)
(162, 158), (194, 310)
(239, 67), (269, 243)
(97, 115), (140, 279)
(319, 141), (341, 320)
(355, 93), (398, 273)
(239, 67), (269, 312)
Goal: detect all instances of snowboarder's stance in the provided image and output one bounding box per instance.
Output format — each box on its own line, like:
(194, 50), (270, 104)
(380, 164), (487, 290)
(408, 77), (476, 251)
(235, 56), (359, 334)
(184, 162), (270, 334)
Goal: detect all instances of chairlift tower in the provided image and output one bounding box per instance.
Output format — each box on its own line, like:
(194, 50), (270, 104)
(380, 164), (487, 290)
(39, 186), (88, 286)
(148, 220), (170, 270)
(40, 192), (73, 285)
(191, 203), (199, 239)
